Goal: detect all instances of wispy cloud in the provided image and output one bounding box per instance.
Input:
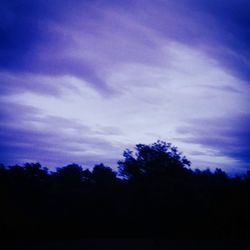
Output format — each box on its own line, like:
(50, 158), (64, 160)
(0, 101), (122, 168)
(0, 0), (249, 173)
(176, 114), (250, 173)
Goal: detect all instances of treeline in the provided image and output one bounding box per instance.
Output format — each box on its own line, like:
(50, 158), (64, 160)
(1, 141), (250, 239)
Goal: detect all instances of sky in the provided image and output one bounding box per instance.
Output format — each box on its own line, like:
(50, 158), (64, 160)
(0, 0), (249, 174)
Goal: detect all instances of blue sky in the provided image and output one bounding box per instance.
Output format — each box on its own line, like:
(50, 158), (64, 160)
(0, 0), (249, 174)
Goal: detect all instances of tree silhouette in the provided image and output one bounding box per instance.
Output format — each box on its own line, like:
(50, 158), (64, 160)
(92, 163), (117, 184)
(0, 141), (250, 239)
(54, 163), (85, 185)
(118, 140), (191, 180)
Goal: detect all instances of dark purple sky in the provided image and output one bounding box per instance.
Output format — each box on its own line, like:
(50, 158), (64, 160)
(0, 0), (249, 174)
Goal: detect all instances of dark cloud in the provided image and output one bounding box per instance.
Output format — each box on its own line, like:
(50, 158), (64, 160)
(176, 114), (250, 170)
(0, 0), (114, 95)
(191, 0), (250, 82)
(179, 0), (250, 82)
(127, 0), (250, 82)
(1, 0), (249, 96)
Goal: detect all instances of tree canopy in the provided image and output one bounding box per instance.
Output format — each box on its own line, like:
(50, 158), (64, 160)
(118, 140), (191, 180)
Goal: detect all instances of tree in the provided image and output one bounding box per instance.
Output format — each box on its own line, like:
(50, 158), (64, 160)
(118, 140), (191, 180)
(23, 162), (48, 180)
(54, 163), (85, 184)
(92, 163), (117, 184)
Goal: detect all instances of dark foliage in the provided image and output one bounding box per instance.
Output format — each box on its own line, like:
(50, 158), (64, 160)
(1, 141), (250, 239)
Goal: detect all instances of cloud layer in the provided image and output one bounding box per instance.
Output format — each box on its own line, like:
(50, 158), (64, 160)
(0, 0), (249, 173)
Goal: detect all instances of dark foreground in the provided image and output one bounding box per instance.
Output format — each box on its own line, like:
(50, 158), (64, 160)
(1, 141), (250, 239)
(1, 240), (250, 250)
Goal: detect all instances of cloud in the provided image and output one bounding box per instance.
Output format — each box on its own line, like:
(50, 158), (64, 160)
(111, 0), (250, 83)
(0, 100), (122, 168)
(1, 0), (249, 96)
(0, 0), (249, 173)
(0, 72), (83, 96)
(2, 40), (247, 173)
(0, 0), (118, 95)
(191, 0), (250, 83)
(176, 114), (250, 172)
